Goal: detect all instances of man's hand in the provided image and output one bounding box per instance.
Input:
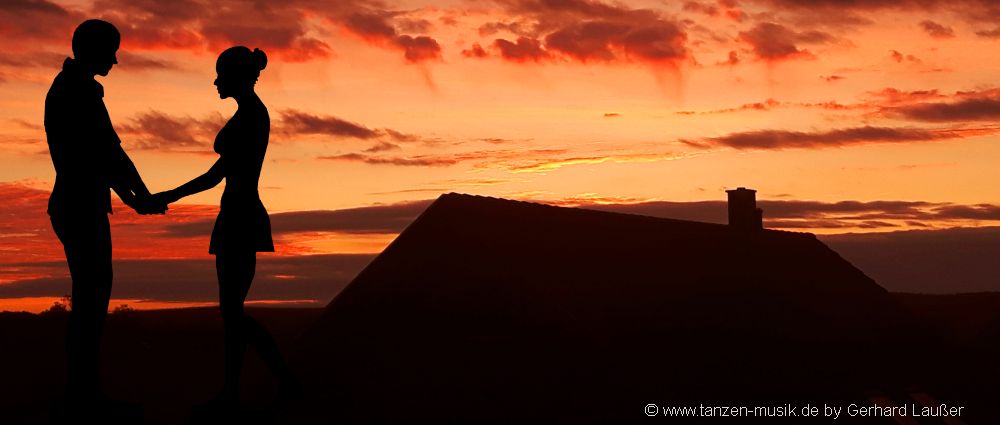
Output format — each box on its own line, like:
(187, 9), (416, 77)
(132, 193), (168, 215)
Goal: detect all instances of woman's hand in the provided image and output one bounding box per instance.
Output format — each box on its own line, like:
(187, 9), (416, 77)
(150, 190), (181, 209)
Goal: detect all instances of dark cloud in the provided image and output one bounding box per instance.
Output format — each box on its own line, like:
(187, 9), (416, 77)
(687, 125), (999, 150)
(320, 153), (461, 167)
(974, 27), (1000, 38)
(0, 0), (443, 64)
(738, 22), (836, 61)
(117, 111), (225, 150)
(278, 109), (380, 139)
(888, 97), (1000, 122)
(0, 0), (83, 43)
(275, 109), (426, 145)
(112, 108), (429, 152)
(931, 204), (1000, 220)
(342, 11), (442, 63)
(919, 20), (956, 38)
(755, 0), (1000, 27)
(364, 141), (401, 153)
(673, 87), (1000, 117)
(493, 37), (550, 62)
(91, 0), (332, 62)
(543, 19), (687, 63)
(488, 0), (690, 65)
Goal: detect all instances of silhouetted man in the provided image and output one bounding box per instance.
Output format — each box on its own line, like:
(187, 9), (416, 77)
(44, 19), (165, 405)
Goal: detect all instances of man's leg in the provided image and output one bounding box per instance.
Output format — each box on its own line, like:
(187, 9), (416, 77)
(53, 214), (113, 400)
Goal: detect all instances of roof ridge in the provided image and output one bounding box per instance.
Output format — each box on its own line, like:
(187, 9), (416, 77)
(438, 192), (815, 237)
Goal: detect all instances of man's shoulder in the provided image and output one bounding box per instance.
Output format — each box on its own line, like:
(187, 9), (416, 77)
(47, 70), (101, 100)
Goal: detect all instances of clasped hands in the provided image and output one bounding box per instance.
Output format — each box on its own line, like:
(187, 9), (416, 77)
(129, 191), (179, 215)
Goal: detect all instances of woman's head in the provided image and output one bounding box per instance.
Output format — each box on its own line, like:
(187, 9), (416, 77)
(214, 46), (267, 99)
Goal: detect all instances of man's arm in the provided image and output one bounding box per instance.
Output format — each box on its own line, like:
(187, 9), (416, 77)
(110, 144), (164, 214)
(154, 158), (225, 205)
(111, 143), (149, 195)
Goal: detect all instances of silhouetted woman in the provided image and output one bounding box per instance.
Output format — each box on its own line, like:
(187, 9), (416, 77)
(153, 46), (299, 407)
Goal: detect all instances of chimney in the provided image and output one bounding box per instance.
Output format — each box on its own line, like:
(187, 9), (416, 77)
(726, 187), (763, 230)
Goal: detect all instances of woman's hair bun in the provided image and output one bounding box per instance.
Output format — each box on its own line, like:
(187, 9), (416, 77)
(252, 48), (267, 71)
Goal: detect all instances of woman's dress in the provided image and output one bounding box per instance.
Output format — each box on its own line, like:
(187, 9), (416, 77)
(208, 103), (274, 255)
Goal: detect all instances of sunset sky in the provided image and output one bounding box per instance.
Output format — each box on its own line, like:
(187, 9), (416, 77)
(2, 0), (1000, 311)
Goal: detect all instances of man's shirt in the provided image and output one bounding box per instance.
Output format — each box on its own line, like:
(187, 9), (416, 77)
(44, 57), (123, 217)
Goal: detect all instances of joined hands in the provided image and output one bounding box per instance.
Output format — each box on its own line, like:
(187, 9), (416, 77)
(131, 193), (169, 215)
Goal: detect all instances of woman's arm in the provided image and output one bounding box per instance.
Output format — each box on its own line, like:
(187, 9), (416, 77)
(155, 158), (224, 204)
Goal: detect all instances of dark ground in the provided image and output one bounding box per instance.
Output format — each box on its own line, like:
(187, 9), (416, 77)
(0, 307), (323, 424)
(1, 293), (999, 424)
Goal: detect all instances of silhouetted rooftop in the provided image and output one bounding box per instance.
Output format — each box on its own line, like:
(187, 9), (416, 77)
(296, 192), (904, 422)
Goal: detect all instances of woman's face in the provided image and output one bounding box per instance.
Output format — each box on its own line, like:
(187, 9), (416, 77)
(214, 72), (236, 99)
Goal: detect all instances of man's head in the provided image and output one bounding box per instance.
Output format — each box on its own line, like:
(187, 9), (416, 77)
(72, 20), (120, 77)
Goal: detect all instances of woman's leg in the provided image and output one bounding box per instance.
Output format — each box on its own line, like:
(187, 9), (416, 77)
(216, 252), (254, 400)
(216, 251), (298, 400)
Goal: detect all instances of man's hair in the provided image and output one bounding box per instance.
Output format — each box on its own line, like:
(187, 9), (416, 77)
(72, 20), (120, 58)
